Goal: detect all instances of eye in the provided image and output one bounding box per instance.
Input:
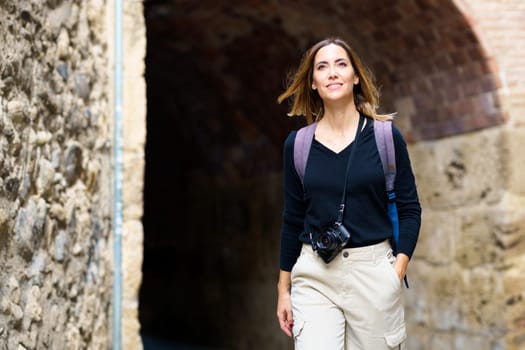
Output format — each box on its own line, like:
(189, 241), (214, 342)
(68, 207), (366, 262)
(316, 63), (327, 70)
(337, 61), (348, 67)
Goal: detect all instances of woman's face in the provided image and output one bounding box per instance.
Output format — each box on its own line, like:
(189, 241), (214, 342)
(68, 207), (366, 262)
(311, 44), (359, 103)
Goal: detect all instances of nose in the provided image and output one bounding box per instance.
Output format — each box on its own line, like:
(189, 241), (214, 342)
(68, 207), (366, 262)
(328, 65), (338, 78)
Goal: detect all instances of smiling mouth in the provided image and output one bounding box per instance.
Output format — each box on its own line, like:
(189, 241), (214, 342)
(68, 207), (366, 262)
(327, 83), (342, 89)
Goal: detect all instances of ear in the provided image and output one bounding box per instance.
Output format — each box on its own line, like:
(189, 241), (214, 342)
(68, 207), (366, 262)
(312, 83), (317, 90)
(354, 77), (359, 85)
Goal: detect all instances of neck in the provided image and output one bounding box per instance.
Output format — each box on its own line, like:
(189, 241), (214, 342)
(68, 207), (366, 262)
(321, 103), (360, 133)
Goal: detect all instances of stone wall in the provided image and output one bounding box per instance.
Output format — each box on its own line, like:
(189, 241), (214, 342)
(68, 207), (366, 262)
(0, 1), (113, 348)
(405, 1), (525, 349)
(407, 128), (508, 348)
(118, 0), (146, 348)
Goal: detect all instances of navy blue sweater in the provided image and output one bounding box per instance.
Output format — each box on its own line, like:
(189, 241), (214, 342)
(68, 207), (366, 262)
(279, 117), (422, 271)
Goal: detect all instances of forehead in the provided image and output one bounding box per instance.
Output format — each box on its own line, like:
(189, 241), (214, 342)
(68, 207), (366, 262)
(314, 44), (349, 63)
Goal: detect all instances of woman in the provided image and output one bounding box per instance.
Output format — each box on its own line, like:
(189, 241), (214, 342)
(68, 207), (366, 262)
(276, 37), (421, 349)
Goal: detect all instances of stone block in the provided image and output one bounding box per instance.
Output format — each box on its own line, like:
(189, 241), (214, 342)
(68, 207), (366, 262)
(404, 262), (461, 331)
(456, 268), (506, 334)
(454, 333), (498, 350)
(508, 329), (525, 350)
(122, 151), (145, 219)
(493, 193), (525, 260)
(122, 220), (144, 302)
(405, 325), (431, 350)
(413, 210), (457, 264)
(428, 334), (456, 350)
(455, 208), (503, 268)
(123, 0), (146, 75)
(122, 303), (143, 350)
(504, 128), (525, 196)
(410, 128), (504, 209)
(503, 265), (525, 339)
(36, 158), (55, 197)
(122, 77), (147, 151)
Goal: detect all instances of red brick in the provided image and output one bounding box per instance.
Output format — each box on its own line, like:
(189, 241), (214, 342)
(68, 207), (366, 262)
(464, 79), (486, 97)
(450, 50), (471, 65)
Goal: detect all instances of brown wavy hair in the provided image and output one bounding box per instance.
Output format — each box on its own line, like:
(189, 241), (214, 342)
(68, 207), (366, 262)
(277, 37), (394, 124)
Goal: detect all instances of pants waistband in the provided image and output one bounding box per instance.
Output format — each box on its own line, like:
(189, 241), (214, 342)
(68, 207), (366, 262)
(302, 240), (392, 262)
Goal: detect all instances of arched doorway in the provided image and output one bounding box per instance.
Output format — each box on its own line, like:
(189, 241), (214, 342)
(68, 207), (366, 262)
(139, 1), (504, 349)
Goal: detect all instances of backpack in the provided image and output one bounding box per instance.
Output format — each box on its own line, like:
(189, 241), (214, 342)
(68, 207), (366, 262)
(293, 119), (408, 286)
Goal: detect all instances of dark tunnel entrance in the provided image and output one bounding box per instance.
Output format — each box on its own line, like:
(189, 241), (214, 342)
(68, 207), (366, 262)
(139, 1), (504, 349)
(139, 2), (301, 349)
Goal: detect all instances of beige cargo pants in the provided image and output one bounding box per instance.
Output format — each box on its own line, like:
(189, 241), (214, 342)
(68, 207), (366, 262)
(290, 241), (407, 350)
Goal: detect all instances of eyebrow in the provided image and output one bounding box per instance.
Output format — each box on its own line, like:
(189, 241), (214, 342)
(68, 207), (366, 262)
(315, 58), (349, 67)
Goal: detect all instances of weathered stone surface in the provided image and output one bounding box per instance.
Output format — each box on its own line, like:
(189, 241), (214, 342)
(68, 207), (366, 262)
(456, 209), (503, 268)
(413, 210), (457, 264)
(410, 128), (504, 209)
(505, 128), (525, 196)
(0, 0), (113, 348)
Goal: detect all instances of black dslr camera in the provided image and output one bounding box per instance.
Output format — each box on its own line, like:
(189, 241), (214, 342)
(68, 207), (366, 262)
(313, 222), (351, 263)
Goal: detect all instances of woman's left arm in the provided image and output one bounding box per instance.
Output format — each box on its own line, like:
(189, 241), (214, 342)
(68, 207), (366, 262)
(392, 126), (422, 263)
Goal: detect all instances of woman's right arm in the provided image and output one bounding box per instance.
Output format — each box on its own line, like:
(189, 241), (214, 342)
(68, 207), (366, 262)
(276, 132), (305, 337)
(279, 131), (306, 271)
(277, 270), (293, 337)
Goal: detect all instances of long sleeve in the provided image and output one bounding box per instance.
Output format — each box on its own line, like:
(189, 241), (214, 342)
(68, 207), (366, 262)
(279, 131), (306, 271)
(391, 126), (422, 258)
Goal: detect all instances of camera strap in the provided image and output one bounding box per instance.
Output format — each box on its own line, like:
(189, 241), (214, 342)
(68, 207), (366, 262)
(336, 114), (365, 225)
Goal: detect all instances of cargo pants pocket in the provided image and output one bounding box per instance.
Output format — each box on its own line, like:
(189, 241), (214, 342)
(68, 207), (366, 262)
(384, 322), (407, 348)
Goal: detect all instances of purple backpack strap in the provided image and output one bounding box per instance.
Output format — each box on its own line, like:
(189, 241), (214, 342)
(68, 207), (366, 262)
(294, 122), (318, 185)
(374, 119), (407, 288)
(373, 119), (396, 192)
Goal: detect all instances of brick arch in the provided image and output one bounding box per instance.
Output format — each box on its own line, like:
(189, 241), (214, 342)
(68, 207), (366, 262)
(151, 0), (504, 147)
(350, 0), (504, 141)
(266, 0), (505, 141)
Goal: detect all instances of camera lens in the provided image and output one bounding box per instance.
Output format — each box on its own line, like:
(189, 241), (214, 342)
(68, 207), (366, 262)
(321, 235), (331, 246)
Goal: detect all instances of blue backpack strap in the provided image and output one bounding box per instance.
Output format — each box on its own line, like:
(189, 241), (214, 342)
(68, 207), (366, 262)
(294, 122), (318, 186)
(374, 119), (409, 288)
